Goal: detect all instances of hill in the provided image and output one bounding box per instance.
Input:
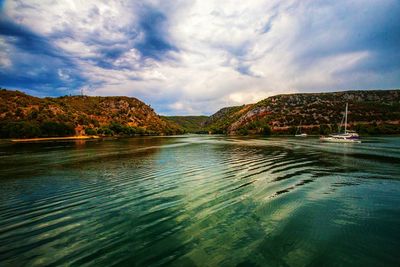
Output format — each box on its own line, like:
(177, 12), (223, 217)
(202, 105), (254, 134)
(0, 89), (183, 138)
(205, 90), (400, 135)
(162, 116), (208, 133)
(2, 88), (399, 138)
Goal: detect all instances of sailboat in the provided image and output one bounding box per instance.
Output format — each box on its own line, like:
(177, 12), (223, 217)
(295, 121), (307, 137)
(320, 103), (361, 143)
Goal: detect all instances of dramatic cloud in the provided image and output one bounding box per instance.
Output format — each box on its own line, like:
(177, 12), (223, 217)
(0, 0), (399, 114)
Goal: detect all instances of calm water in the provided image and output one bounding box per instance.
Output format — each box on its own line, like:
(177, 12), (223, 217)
(0, 136), (399, 266)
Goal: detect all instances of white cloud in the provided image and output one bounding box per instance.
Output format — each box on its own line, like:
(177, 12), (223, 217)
(57, 69), (70, 80)
(0, 38), (13, 69)
(2, 0), (399, 115)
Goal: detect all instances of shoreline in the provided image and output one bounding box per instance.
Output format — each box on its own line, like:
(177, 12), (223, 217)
(11, 135), (100, 143)
(6, 134), (400, 143)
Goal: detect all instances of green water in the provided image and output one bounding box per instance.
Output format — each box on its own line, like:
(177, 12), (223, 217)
(0, 136), (399, 266)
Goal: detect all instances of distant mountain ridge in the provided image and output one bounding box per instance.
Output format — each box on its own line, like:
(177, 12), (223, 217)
(0, 89), (182, 138)
(204, 89), (400, 135)
(162, 116), (208, 133)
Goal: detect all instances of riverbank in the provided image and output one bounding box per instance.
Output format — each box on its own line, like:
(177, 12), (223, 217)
(11, 135), (100, 143)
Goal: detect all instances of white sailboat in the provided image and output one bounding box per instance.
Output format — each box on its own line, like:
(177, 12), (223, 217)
(295, 121), (307, 137)
(320, 103), (361, 143)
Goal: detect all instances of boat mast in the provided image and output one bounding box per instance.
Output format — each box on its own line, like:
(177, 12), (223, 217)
(344, 103), (348, 134)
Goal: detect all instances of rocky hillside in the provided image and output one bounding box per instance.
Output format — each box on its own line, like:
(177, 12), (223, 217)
(202, 105), (253, 134)
(0, 89), (182, 138)
(2, 88), (399, 138)
(205, 90), (400, 135)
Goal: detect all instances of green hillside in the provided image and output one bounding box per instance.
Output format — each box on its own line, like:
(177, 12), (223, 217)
(0, 89), (183, 138)
(162, 116), (208, 133)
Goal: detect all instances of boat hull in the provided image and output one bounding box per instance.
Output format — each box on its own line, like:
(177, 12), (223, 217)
(320, 137), (361, 143)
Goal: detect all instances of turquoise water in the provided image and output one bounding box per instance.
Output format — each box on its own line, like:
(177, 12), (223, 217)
(0, 136), (399, 266)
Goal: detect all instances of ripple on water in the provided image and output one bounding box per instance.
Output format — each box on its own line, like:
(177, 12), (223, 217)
(0, 136), (400, 266)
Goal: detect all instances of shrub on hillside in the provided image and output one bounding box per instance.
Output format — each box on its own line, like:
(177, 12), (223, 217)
(0, 121), (42, 138)
(40, 121), (75, 137)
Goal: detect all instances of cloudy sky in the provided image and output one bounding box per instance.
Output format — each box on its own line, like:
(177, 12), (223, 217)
(0, 0), (399, 115)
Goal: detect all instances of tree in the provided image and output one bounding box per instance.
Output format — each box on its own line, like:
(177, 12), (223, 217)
(262, 125), (272, 135)
(319, 124), (331, 135)
(0, 121), (42, 138)
(85, 128), (96, 135)
(28, 110), (39, 120)
(15, 108), (23, 117)
(109, 122), (124, 134)
(40, 121), (75, 137)
(97, 126), (113, 136)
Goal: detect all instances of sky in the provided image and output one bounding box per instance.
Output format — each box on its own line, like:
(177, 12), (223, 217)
(0, 0), (399, 115)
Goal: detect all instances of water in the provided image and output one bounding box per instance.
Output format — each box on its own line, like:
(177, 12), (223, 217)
(0, 136), (399, 266)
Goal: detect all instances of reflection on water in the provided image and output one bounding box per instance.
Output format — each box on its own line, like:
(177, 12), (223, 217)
(0, 136), (400, 266)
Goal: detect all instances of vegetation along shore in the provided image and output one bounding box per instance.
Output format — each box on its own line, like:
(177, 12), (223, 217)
(1, 88), (399, 139)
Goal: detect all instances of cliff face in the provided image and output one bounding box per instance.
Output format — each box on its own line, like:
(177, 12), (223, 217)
(0, 89), (182, 138)
(205, 90), (400, 135)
